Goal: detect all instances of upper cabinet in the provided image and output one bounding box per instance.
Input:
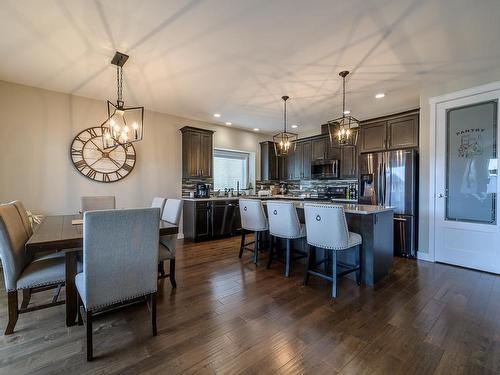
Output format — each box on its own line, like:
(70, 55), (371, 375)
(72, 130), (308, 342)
(358, 121), (387, 153)
(260, 141), (279, 181)
(311, 137), (327, 160)
(181, 126), (214, 178)
(340, 145), (357, 179)
(287, 140), (312, 180)
(387, 115), (419, 150)
(359, 110), (419, 153)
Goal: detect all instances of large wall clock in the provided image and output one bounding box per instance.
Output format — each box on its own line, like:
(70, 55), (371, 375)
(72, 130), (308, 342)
(70, 127), (136, 183)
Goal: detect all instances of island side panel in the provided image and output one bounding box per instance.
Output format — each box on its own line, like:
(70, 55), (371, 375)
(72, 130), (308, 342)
(343, 210), (394, 285)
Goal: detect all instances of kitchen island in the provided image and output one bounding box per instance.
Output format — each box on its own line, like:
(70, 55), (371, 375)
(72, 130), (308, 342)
(183, 197), (394, 285)
(261, 201), (394, 286)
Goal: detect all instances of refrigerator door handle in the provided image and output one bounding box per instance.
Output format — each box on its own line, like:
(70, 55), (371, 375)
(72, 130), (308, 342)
(383, 161), (388, 206)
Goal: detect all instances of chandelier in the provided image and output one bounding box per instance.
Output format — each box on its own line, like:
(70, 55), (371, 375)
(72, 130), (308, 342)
(101, 52), (144, 149)
(273, 95), (298, 156)
(328, 71), (359, 147)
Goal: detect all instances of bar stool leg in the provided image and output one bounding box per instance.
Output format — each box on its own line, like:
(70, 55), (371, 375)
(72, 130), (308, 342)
(303, 245), (313, 286)
(239, 231), (246, 258)
(331, 250), (338, 298)
(253, 231), (258, 264)
(285, 238), (291, 277)
(267, 235), (274, 269)
(355, 245), (361, 285)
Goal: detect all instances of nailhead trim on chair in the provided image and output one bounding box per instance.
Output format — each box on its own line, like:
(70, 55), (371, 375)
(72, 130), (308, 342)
(10, 277), (66, 292)
(87, 290), (157, 312)
(269, 230), (306, 240)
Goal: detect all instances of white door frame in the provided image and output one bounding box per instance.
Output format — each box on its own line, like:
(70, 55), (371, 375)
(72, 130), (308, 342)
(427, 80), (500, 262)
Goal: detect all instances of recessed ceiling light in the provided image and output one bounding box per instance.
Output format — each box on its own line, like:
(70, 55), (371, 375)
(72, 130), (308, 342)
(253, 128), (260, 132)
(213, 113), (221, 118)
(291, 124), (298, 129)
(375, 93), (385, 99)
(225, 122), (232, 126)
(343, 110), (351, 115)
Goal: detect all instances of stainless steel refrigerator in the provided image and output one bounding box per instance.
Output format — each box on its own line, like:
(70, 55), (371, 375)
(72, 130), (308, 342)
(358, 149), (418, 257)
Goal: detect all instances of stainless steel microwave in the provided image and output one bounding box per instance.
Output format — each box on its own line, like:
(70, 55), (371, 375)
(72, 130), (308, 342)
(311, 159), (340, 179)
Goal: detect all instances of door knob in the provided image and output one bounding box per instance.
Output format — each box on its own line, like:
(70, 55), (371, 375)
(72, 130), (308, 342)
(437, 193), (448, 198)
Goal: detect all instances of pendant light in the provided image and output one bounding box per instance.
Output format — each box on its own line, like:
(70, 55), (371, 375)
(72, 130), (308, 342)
(101, 52), (144, 149)
(328, 71), (359, 147)
(273, 95), (298, 156)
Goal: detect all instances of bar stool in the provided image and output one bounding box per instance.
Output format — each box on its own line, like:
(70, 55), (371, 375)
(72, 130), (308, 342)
(266, 201), (307, 277)
(303, 204), (362, 298)
(238, 199), (268, 264)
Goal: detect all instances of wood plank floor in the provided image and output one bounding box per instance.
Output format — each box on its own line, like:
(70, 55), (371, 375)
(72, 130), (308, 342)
(1, 235), (500, 374)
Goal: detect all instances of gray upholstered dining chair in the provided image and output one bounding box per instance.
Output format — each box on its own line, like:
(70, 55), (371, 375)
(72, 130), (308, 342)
(303, 204), (362, 298)
(158, 199), (183, 288)
(80, 196), (116, 213)
(0, 202), (66, 335)
(151, 197), (167, 217)
(10, 200), (65, 306)
(238, 199), (268, 264)
(266, 201), (307, 277)
(75, 208), (160, 361)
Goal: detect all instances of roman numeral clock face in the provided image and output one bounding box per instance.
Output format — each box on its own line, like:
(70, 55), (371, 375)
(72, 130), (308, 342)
(70, 127), (136, 183)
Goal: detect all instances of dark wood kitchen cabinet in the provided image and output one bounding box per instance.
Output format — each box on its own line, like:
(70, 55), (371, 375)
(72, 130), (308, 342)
(289, 140), (312, 180)
(387, 115), (419, 149)
(359, 110), (419, 153)
(183, 200), (211, 241)
(340, 145), (357, 179)
(181, 126), (214, 178)
(312, 137), (327, 160)
(183, 199), (241, 241)
(359, 121), (387, 153)
(260, 141), (279, 181)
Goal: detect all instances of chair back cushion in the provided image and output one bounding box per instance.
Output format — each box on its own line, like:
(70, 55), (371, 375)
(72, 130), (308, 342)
(267, 201), (302, 239)
(82, 208), (160, 310)
(81, 196), (116, 213)
(162, 199), (182, 225)
(239, 199), (268, 231)
(0, 203), (30, 291)
(11, 201), (33, 237)
(151, 197), (167, 217)
(304, 204), (349, 250)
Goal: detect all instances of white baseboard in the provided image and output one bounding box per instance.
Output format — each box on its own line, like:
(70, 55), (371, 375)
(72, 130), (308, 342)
(417, 252), (434, 262)
(177, 233), (184, 240)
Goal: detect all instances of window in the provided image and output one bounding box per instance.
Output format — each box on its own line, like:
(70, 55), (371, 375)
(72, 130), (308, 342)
(213, 149), (249, 191)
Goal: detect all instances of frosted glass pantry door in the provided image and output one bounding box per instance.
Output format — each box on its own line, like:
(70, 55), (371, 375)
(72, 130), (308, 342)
(446, 101), (497, 224)
(435, 89), (500, 275)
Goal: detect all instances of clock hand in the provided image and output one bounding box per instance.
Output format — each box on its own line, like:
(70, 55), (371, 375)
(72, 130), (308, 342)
(89, 156), (104, 167)
(108, 156), (121, 168)
(90, 139), (104, 154)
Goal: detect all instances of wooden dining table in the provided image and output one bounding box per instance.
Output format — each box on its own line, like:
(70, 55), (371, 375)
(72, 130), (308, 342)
(25, 214), (179, 326)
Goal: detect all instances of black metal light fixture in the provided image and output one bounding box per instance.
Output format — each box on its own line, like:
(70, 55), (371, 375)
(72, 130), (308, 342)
(101, 51), (144, 149)
(328, 71), (359, 147)
(273, 95), (298, 156)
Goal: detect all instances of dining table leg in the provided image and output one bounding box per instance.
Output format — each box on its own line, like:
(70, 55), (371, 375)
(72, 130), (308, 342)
(65, 251), (78, 326)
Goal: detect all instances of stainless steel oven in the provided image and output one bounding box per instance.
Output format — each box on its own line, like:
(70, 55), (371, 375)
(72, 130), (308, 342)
(311, 159), (340, 179)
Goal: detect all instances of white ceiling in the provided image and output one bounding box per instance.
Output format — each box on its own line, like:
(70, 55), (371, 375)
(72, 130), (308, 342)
(1, 0), (500, 133)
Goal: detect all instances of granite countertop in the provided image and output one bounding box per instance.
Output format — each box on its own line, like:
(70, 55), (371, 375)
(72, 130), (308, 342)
(262, 200), (394, 215)
(182, 195), (357, 203)
(182, 197), (393, 215)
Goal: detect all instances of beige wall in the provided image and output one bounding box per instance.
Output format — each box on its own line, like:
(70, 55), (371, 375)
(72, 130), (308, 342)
(0, 80), (269, 216)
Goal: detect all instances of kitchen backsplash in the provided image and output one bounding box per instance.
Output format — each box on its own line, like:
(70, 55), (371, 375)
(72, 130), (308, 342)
(182, 177), (213, 197)
(255, 179), (358, 196)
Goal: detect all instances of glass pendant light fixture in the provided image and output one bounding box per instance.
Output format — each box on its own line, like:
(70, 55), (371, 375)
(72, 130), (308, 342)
(328, 71), (359, 147)
(273, 95), (298, 156)
(101, 52), (144, 149)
